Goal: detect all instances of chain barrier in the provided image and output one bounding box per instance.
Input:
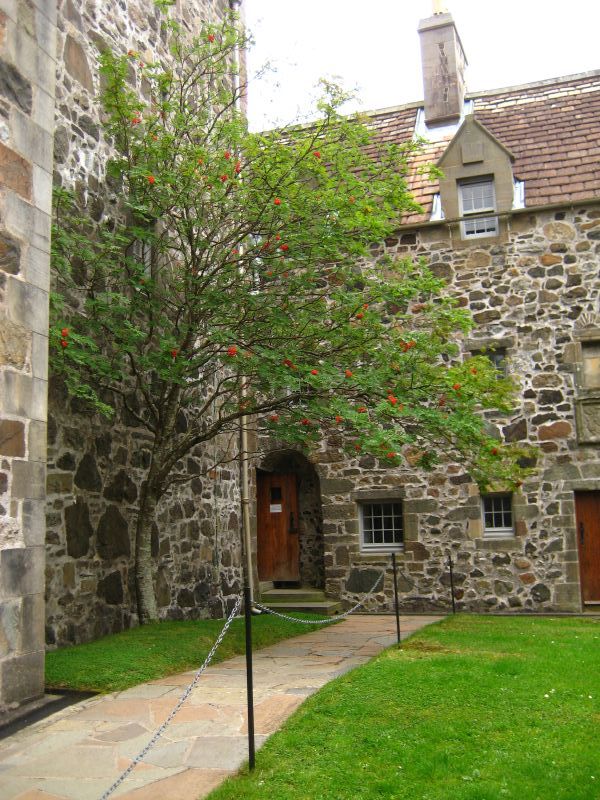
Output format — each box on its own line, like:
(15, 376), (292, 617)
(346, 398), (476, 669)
(98, 594), (242, 800)
(397, 566), (417, 589)
(99, 565), (407, 797)
(253, 572), (385, 624)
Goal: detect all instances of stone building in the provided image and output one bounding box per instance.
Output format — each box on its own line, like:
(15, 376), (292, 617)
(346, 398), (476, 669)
(0, 0), (56, 718)
(0, 0), (242, 716)
(255, 13), (600, 617)
(1, 0), (599, 717)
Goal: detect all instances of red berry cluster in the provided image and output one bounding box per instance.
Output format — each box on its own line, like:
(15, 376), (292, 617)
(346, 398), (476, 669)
(60, 327), (69, 349)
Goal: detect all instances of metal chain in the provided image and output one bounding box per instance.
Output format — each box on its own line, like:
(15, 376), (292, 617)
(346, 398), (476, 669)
(397, 566), (417, 589)
(98, 595), (242, 800)
(254, 572), (385, 624)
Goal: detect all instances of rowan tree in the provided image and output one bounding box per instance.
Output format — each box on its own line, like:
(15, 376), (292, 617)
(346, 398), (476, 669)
(50, 9), (530, 622)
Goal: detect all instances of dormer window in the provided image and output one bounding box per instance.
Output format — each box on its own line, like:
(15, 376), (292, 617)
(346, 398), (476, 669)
(459, 177), (498, 239)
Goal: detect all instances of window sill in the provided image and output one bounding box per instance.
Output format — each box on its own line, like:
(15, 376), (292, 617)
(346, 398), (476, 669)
(360, 545), (404, 554)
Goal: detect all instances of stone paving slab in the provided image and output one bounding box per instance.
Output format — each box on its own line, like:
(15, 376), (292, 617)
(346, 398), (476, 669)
(0, 615), (442, 800)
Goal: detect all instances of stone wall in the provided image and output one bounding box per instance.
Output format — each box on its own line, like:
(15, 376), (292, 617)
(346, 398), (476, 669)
(45, 0), (244, 647)
(46, 384), (243, 645)
(307, 205), (600, 613)
(0, 0), (57, 711)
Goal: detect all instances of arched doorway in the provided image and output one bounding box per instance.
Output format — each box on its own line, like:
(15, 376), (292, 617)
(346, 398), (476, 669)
(257, 451), (325, 589)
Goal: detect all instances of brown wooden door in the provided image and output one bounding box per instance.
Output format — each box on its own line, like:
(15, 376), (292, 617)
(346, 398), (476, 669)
(575, 492), (600, 603)
(257, 472), (300, 582)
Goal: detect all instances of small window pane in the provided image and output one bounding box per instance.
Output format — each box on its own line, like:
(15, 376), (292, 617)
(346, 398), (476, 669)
(361, 502), (404, 550)
(460, 178), (498, 239)
(582, 342), (600, 389)
(482, 494), (513, 538)
(488, 349), (507, 376)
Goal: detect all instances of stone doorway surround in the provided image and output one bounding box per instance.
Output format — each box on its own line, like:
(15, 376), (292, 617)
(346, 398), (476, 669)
(258, 450), (325, 591)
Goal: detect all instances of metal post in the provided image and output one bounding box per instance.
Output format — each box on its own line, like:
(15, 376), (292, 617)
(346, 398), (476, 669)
(243, 586), (256, 770)
(391, 552), (401, 645)
(448, 553), (456, 614)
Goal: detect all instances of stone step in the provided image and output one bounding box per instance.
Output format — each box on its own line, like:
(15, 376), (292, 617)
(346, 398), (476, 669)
(260, 600), (343, 616)
(260, 589), (328, 603)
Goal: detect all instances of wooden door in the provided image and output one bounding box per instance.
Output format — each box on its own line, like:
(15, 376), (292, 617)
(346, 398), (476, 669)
(575, 492), (600, 603)
(257, 472), (300, 582)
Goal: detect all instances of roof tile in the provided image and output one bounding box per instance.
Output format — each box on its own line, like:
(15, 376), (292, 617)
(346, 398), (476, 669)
(364, 72), (600, 222)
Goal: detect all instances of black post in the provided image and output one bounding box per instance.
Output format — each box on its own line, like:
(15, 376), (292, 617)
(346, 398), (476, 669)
(243, 586), (256, 770)
(391, 552), (401, 645)
(448, 553), (456, 614)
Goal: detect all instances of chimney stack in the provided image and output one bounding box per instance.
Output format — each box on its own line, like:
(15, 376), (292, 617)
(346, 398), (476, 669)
(418, 11), (467, 126)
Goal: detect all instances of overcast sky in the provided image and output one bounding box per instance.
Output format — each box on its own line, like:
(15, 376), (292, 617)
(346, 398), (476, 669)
(244, 1), (600, 131)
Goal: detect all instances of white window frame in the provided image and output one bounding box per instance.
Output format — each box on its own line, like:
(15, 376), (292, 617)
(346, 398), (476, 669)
(459, 177), (499, 239)
(482, 493), (514, 539)
(430, 193), (445, 221)
(359, 500), (404, 552)
(581, 340), (600, 390)
(513, 179), (525, 209)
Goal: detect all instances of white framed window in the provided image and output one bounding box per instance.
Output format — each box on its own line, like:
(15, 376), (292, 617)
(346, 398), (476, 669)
(482, 494), (513, 539)
(513, 179), (525, 209)
(459, 177), (498, 239)
(360, 501), (404, 551)
(430, 193), (445, 221)
(582, 341), (600, 389)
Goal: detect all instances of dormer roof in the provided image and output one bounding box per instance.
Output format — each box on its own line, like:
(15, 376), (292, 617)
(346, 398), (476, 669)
(361, 70), (600, 224)
(437, 114), (515, 168)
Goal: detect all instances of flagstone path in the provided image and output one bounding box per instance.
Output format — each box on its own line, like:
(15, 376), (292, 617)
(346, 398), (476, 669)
(0, 614), (443, 800)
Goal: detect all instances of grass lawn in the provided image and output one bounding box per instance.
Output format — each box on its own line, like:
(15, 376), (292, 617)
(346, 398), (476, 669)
(45, 612), (330, 693)
(208, 615), (600, 800)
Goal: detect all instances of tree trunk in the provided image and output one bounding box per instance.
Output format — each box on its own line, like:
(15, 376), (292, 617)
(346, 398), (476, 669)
(135, 483), (160, 623)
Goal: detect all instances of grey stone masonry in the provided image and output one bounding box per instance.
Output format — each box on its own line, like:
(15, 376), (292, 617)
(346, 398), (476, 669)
(271, 206), (600, 615)
(45, 0), (243, 648)
(0, 0), (57, 713)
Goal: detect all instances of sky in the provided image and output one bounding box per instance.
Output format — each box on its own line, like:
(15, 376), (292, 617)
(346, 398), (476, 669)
(244, 1), (600, 131)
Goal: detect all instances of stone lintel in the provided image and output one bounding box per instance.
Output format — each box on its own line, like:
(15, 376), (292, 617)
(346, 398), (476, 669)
(351, 488), (406, 501)
(473, 538), (518, 552)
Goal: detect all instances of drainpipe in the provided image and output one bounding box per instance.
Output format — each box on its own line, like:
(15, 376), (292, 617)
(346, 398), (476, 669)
(229, 0), (254, 601)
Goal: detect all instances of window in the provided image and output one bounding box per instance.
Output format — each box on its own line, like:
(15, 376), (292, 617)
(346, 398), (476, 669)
(459, 177), (498, 239)
(513, 179), (525, 210)
(486, 348), (507, 377)
(482, 494), (513, 538)
(360, 501), (404, 551)
(582, 342), (600, 389)
(430, 193), (445, 221)
(471, 346), (508, 379)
